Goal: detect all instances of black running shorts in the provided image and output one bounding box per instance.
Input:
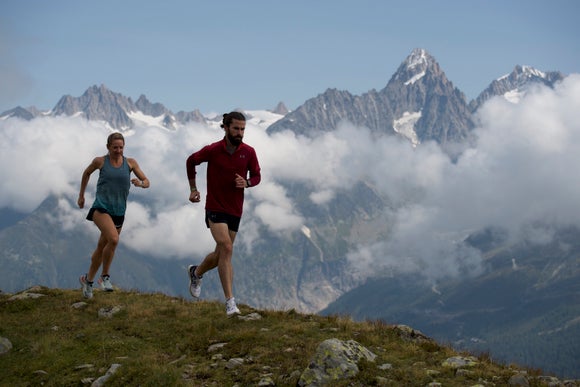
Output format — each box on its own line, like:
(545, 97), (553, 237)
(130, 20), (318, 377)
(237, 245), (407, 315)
(205, 210), (241, 232)
(86, 207), (125, 229)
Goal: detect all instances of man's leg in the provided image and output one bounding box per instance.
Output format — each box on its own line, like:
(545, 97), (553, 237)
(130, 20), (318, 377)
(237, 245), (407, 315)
(196, 250), (218, 275)
(206, 221), (237, 299)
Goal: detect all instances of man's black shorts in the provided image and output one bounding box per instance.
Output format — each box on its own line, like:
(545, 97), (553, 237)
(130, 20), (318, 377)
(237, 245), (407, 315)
(205, 210), (241, 232)
(86, 207), (125, 229)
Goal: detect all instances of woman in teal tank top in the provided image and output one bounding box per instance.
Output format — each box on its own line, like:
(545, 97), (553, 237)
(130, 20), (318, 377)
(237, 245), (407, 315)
(76, 132), (150, 299)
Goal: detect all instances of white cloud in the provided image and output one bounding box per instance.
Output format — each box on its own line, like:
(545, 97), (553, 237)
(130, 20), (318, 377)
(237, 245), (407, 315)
(2, 75), (580, 282)
(251, 181), (304, 232)
(0, 116), (103, 211)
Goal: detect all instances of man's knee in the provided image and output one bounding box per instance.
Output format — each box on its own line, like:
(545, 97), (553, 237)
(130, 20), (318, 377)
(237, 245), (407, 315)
(217, 240), (233, 256)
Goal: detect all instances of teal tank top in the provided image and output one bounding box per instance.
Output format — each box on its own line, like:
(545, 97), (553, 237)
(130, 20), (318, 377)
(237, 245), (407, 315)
(91, 155), (131, 216)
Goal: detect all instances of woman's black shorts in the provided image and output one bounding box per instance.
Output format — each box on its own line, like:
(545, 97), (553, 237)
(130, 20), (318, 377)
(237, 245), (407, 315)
(86, 207), (125, 229)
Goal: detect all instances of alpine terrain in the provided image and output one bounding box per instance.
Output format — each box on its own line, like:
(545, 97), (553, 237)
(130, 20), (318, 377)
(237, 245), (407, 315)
(1, 48), (577, 378)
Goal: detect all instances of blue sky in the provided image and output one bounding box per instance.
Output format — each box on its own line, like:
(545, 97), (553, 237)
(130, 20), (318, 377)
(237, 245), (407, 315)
(1, 0), (578, 115)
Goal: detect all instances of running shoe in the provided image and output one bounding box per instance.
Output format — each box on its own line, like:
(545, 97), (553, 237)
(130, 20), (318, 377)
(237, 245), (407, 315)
(226, 297), (241, 317)
(188, 265), (203, 298)
(79, 274), (93, 299)
(98, 275), (114, 292)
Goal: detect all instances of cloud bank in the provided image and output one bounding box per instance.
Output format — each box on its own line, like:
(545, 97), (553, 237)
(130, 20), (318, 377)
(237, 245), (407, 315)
(1, 75), (579, 281)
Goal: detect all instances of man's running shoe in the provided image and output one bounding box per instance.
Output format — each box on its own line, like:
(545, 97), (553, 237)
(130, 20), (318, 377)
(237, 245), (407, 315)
(188, 265), (202, 298)
(79, 274), (93, 299)
(98, 275), (114, 292)
(226, 297), (241, 317)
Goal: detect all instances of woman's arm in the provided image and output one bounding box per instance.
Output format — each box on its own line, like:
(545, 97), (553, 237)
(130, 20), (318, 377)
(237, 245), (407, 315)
(78, 157), (104, 208)
(128, 158), (150, 188)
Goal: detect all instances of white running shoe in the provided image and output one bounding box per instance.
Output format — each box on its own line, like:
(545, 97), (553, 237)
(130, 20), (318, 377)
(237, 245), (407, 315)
(226, 297), (241, 317)
(98, 275), (114, 292)
(188, 265), (202, 298)
(79, 274), (93, 299)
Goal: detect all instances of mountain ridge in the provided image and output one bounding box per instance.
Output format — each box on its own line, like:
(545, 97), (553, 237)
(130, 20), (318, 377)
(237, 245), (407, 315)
(0, 48), (565, 144)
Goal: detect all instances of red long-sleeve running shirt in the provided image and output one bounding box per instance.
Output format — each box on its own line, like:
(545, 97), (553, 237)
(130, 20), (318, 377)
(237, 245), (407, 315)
(186, 138), (261, 217)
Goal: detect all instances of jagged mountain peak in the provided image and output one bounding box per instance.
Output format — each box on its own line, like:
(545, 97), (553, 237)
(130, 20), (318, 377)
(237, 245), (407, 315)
(496, 64), (560, 85)
(52, 84), (135, 129)
(511, 64), (547, 79)
(266, 48), (472, 147)
(0, 106), (36, 120)
(390, 48), (444, 87)
(404, 48), (435, 69)
(42, 85), (206, 130)
(79, 84), (133, 107)
(470, 65), (564, 111)
(135, 94), (170, 117)
(270, 101), (289, 115)
(84, 83), (113, 95)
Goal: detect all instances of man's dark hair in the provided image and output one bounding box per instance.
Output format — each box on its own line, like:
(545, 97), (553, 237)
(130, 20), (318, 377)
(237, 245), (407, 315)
(221, 111), (246, 128)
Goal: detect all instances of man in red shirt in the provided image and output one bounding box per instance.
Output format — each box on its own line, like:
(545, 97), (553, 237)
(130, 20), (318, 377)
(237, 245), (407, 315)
(186, 111), (261, 316)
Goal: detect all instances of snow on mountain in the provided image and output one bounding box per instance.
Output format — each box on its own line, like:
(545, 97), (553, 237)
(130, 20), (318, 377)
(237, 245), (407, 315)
(392, 48), (430, 86)
(393, 111), (421, 146)
(127, 110), (175, 131)
(205, 110), (283, 132)
(402, 48), (428, 85)
(245, 110), (285, 129)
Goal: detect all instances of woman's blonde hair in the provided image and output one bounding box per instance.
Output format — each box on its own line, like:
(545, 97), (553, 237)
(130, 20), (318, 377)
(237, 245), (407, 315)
(107, 132), (125, 146)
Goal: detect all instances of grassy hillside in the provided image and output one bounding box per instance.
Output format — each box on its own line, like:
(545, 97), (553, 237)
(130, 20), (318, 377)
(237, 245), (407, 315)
(1, 287), (569, 386)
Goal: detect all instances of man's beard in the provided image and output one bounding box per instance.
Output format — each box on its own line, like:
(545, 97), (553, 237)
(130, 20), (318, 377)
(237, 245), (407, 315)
(227, 133), (243, 146)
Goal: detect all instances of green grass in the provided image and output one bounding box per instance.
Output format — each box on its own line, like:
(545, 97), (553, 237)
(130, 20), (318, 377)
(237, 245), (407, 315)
(0, 287), (546, 386)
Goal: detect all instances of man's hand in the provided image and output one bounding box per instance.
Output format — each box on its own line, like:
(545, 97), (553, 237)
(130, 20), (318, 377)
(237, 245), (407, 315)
(235, 173), (247, 188)
(189, 189), (201, 203)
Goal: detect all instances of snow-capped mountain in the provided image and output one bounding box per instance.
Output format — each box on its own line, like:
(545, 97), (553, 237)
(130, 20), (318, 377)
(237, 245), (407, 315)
(1, 84), (207, 131)
(52, 84), (207, 130)
(266, 48), (474, 148)
(470, 65), (564, 111)
(0, 106), (45, 121)
(1, 48), (566, 151)
(0, 85), (288, 134)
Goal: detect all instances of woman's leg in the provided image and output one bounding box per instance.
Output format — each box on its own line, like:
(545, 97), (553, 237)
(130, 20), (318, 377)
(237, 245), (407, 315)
(87, 211), (120, 281)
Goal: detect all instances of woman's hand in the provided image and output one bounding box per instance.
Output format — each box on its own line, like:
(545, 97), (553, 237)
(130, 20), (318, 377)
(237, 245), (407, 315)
(131, 178), (145, 188)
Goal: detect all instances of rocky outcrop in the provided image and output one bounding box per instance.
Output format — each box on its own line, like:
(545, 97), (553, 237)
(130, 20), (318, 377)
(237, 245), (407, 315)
(298, 338), (376, 386)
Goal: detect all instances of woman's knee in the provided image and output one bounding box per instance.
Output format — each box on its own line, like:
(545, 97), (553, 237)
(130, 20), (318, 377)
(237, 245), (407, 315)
(103, 232), (120, 246)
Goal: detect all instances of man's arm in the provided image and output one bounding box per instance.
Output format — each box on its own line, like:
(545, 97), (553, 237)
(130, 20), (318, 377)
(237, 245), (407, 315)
(186, 148), (207, 202)
(246, 150), (261, 187)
